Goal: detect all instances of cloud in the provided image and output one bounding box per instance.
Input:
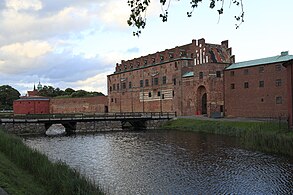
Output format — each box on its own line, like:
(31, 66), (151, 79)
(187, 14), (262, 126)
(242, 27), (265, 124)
(0, 40), (52, 58)
(5, 0), (43, 11)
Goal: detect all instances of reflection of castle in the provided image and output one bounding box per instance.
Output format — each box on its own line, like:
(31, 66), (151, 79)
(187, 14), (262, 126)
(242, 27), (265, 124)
(107, 38), (293, 124)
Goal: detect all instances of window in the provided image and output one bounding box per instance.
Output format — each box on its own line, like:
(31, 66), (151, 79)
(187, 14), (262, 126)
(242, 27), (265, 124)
(145, 79), (149, 86)
(113, 84), (116, 90)
(129, 81), (132, 89)
(162, 76), (167, 84)
(162, 94), (165, 99)
(172, 90), (175, 97)
(148, 92), (152, 97)
(259, 80), (264, 88)
(244, 82), (249, 88)
(259, 66), (264, 73)
(175, 62), (178, 70)
(216, 71), (221, 78)
(157, 91), (161, 96)
(230, 71), (235, 76)
(117, 83), (120, 90)
(276, 96), (282, 104)
(144, 59), (147, 65)
(244, 69), (249, 75)
(173, 78), (177, 85)
(140, 80), (143, 87)
(110, 86), (112, 92)
(111, 98), (113, 102)
(160, 56), (164, 61)
(122, 82), (126, 89)
(275, 64), (282, 71)
(199, 72), (203, 79)
(154, 77), (159, 85)
(276, 79), (282, 87)
(231, 83), (235, 89)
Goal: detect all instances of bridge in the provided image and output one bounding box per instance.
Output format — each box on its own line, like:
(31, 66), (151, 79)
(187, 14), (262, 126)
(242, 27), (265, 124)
(0, 112), (176, 135)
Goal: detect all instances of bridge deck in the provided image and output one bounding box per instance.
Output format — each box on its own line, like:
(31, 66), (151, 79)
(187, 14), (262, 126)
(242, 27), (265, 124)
(0, 112), (176, 124)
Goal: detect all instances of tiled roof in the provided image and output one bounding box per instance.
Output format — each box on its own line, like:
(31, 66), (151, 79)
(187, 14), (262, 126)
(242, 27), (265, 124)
(16, 96), (50, 101)
(182, 71), (194, 78)
(226, 53), (293, 70)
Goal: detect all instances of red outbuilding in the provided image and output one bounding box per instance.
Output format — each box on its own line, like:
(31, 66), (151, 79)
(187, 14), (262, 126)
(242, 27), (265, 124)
(13, 96), (50, 114)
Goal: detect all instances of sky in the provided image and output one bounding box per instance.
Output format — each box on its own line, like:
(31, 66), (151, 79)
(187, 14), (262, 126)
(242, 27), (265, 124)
(0, 0), (292, 96)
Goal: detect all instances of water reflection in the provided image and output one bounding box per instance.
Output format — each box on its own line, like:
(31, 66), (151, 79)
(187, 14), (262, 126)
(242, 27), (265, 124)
(24, 130), (293, 194)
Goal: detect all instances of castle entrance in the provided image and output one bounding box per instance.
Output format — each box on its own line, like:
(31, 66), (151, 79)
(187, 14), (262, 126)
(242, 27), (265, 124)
(197, 86), (207, 115)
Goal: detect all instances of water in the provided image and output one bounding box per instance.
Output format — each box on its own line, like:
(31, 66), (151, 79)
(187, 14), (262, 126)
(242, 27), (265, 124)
(24, 130), (293, 194)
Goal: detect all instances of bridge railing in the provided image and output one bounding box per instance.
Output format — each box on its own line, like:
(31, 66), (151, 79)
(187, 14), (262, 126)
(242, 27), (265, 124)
(0, 112), (177, 122)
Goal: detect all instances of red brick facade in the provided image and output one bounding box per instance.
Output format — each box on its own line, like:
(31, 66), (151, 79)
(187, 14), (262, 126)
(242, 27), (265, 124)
(13, 97), (50, 114)
(283, 59), (293, 126)
(224, 60), (289, 118)
(107, 38), (234, 116)
(50, 96), (108, 114)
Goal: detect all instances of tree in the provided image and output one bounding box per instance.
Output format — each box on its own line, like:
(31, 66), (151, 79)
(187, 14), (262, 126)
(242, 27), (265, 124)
(127, 0), (244, 36)
(0, 85), (20, 110)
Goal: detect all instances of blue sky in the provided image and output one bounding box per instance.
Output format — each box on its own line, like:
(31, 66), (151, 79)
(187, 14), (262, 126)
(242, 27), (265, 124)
(0, 0), (292, 95)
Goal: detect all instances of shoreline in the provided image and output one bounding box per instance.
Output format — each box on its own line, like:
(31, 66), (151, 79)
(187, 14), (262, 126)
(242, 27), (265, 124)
(0, 129), (104, 195)
(161, 117), (293, 158)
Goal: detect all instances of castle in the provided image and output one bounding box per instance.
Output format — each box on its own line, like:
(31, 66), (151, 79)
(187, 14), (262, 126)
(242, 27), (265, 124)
(107, 38), (293, 125)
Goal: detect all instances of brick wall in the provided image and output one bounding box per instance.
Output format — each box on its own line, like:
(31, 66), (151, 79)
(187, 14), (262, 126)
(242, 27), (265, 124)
(13, 99), (50, 114)
(50, 96), (108, 114)
(108, 38), (233, 116)
(224, 62), (288, 118)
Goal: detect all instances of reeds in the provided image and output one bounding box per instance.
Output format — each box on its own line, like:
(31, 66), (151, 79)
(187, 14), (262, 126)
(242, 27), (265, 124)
(162, 118), (293, 157)
(0, 129), (104, 195)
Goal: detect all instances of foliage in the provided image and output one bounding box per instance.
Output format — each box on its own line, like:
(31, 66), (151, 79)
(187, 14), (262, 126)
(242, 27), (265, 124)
(127, 0), (244, 36)
(162, 118), (293, 157)
(38, 85), (104, 98)
(0, 129), (104, 194)
(0, 85), (20, 110)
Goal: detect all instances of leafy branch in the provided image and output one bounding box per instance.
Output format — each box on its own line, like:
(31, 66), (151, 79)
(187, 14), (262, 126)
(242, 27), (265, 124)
(127, 0), (244, 36)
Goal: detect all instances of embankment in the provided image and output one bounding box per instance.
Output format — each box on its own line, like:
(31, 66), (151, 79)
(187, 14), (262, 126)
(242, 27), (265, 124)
(0, 128), (104, 194)
(161, 118), (293, 157)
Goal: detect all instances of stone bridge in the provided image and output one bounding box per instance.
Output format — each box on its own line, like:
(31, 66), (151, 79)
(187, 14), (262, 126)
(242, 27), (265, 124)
(0, 112), (176, 135)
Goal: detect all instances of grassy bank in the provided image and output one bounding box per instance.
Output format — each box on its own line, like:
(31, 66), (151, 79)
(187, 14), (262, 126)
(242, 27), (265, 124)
(162, 118), (293, 157)
(0, 129), (104, 195)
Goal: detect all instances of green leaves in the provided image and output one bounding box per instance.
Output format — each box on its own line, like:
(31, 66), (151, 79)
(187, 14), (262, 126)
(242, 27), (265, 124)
(127, 0), (244, 36)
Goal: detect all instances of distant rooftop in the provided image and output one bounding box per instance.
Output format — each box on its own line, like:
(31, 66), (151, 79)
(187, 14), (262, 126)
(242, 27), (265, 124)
(226, 51), (293, 70)
(16, 96), (50, 101)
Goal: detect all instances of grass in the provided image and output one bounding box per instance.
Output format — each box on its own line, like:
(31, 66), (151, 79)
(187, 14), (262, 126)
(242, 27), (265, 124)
(0, 129), (104, 195)
(162, 118), (293, 157)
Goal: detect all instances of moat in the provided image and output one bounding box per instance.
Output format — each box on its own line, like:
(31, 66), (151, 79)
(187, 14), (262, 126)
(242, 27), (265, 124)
(24, 130), (293, 194)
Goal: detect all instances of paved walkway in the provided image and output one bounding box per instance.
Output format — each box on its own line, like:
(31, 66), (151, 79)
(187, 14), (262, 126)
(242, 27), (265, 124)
(177, 115), (286, 122)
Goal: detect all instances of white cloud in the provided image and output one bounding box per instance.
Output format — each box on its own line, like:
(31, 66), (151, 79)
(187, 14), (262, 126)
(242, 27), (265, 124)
(0, 40), (52, 58)
(74, 71), (112, 94)
(5, 0), (42, 11)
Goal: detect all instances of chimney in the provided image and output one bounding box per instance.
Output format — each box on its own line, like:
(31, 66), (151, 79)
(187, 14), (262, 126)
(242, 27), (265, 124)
(281, 51), (289, 56)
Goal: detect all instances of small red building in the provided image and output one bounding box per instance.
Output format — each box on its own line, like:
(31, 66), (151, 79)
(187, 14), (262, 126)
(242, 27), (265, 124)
(13, 96), (50, 114)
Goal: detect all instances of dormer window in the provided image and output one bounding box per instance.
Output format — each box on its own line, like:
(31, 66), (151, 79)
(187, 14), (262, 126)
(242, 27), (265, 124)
(160, 56), (164, 61)
(144, 59), (147, 65)
(169, 53), (174, 59)
(152, 58), (155, 63)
